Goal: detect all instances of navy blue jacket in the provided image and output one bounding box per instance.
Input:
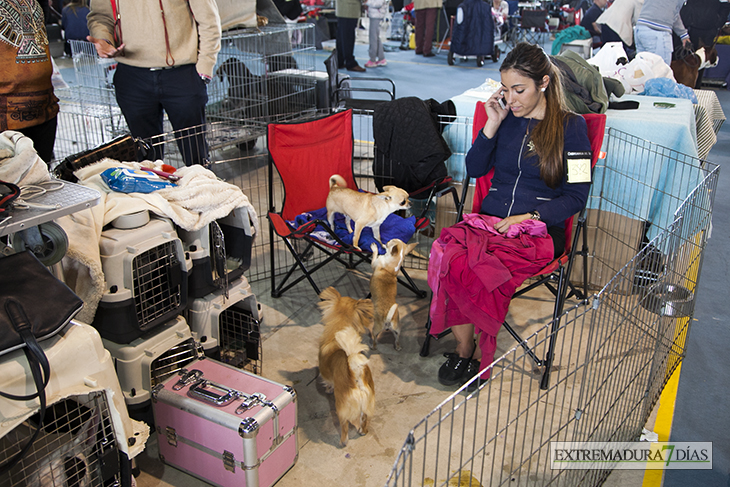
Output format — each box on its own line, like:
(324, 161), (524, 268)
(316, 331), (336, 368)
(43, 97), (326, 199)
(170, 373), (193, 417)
(466, 112), (591, 227)
(450, 0), (495, 56)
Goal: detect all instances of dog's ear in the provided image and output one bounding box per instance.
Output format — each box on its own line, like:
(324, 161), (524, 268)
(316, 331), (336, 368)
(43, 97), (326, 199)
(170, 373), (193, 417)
(319, 286), (341, 301)
(405, 242), (418, 255)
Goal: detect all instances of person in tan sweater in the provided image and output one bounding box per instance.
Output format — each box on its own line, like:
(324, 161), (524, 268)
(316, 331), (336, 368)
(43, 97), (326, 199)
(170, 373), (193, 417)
(87, 0), (221, 166)
(0, 0), (59, 164)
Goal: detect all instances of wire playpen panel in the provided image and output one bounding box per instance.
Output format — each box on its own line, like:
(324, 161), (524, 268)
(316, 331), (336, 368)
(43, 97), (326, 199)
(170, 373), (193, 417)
(386, 131), (720, 486)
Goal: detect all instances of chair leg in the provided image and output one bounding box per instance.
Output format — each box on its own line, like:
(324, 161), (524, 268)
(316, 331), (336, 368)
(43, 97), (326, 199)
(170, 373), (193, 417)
(420, 317), (432, 357)
(502, 321), (544, 367)
(539, 266), (568, 390)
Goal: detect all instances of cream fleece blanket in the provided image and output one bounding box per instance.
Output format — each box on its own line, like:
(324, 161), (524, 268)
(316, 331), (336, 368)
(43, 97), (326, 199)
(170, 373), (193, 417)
(0, 130), (51, 185)
(57, 158), (258, 324)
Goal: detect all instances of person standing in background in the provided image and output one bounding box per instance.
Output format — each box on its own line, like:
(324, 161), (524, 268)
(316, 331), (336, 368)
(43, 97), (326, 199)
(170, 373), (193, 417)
(0, 0), (59, 164)
(580, 0), (608, 43)
(492, 0), (509, 38)
(336, 0), (366, 71)
(364, 0), (389, 67)
(413, 0), (442, 57)
(596, 0), (644, 57)
(61, 0), (90, 57)
(86, 0), (221, 166)
(634, 0), (691, 65)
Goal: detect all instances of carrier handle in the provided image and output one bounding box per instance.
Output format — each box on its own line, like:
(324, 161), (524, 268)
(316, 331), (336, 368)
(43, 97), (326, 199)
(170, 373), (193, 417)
(188, 379), (243, 407)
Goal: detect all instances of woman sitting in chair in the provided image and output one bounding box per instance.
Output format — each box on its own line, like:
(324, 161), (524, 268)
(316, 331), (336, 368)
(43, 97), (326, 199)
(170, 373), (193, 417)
(429, 42), (592, 387)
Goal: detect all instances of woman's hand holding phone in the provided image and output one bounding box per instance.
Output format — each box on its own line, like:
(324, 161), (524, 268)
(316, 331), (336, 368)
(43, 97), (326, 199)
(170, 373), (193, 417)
(483, 90), (509, 139)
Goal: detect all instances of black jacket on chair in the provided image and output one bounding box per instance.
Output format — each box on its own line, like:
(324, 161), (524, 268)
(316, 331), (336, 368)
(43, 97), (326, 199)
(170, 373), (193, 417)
(373, 97), (455, 193)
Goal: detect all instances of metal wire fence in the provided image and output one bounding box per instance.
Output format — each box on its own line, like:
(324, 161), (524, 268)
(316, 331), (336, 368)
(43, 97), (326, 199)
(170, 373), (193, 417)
(385, 129), (720, 486)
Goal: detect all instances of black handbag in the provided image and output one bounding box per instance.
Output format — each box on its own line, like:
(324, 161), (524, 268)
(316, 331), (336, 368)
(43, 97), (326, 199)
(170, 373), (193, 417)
(53, 134), (149, 183)
(0, 251), (84, 474)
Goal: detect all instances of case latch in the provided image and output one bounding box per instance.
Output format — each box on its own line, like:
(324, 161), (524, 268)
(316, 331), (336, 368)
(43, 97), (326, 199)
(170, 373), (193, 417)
(223, 450), (236, 473)
(165, 426), (178, 447)
(173, 368), (204, 391)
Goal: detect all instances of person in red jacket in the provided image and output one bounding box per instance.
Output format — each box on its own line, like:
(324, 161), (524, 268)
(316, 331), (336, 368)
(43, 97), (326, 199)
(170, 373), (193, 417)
(429, 43), (592, 388)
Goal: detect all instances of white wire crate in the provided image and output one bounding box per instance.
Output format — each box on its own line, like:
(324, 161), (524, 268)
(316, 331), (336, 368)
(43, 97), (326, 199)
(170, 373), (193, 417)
(53, 87), (129, 164)
(208, 24), (317, 128)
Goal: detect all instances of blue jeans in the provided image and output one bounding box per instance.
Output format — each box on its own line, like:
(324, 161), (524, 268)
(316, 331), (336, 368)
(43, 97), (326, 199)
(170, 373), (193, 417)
(114, 63), (209, 166)
(634, 24), (672, 65)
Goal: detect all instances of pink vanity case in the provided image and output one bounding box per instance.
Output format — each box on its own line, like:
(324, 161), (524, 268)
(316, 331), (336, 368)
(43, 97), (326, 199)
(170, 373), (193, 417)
(152, 358), (298, 486)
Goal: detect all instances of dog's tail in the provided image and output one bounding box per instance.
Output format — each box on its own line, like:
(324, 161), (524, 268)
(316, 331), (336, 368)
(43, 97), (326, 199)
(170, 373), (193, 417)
(335, 327), (369, 378)
(330, 174), (347, 188)
(386, 303), (398, 323)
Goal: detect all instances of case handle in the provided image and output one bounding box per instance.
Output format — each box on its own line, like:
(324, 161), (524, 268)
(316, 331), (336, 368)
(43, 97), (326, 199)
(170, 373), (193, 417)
(188, 380), (243, 407)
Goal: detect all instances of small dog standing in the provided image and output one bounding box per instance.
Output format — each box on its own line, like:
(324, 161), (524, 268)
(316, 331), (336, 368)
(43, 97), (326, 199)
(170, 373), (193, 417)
(317, 287), (375, 447)
(326, 174), (411, 249)
(369, 239), (417, 351)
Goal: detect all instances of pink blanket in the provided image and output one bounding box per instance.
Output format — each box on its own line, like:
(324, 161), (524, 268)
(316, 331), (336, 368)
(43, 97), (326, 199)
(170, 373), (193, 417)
(427, 214), (554, 370)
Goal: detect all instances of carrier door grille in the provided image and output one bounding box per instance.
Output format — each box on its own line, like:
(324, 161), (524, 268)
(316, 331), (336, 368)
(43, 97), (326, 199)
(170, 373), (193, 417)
(150, 338), (204, 387)
(0, 392), (119, 487)
(219, 305), (262, 375)
(132, 241), (182, 329)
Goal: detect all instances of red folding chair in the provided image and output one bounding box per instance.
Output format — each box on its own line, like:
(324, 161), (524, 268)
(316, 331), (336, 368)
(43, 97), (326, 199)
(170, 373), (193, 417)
(421, 103), (606, 390)
(266, 109), (427, 299)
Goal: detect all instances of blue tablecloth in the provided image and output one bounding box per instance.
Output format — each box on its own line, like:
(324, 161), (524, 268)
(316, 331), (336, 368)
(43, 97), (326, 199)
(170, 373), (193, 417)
(592, 94), (702, 240)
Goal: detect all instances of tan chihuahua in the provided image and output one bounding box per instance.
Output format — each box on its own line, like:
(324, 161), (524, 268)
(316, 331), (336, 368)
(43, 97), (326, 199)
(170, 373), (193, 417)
(326, 174), (411, 250)
(317, 287), (376, 447)
(369, 239), (417, 351)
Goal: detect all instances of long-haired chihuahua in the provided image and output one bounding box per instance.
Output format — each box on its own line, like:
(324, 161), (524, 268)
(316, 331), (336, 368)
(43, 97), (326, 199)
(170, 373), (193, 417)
(369, 239), (417, 351)
(317, 287), (375, 447)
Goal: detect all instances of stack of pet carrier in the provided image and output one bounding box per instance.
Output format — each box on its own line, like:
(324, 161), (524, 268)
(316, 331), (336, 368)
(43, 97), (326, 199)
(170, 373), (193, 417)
(179, 208), (262, 375)
(93, 211), (202, 422)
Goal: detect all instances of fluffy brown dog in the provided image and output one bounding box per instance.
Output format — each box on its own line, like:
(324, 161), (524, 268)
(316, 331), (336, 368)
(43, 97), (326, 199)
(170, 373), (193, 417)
(326, 174), (411, 250)
(317, 287), (375, 447)
(369, 239), (417, 351)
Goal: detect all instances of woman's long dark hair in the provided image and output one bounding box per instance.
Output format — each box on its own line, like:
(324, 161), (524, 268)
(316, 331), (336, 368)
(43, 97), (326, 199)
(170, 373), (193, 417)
(500, 42), (567, 189)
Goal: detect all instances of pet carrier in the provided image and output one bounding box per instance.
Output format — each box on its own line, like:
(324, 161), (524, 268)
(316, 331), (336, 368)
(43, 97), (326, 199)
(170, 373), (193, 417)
(93, 213), (191, 344)
(177, 207), (255, 300)
(102, 315), (204, 411)
(0, 322), (149, 487)
(187, 276), (263, 374)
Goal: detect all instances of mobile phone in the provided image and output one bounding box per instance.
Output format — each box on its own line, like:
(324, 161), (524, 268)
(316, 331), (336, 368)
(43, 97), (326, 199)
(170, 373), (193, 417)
(498, 92), (506, 110)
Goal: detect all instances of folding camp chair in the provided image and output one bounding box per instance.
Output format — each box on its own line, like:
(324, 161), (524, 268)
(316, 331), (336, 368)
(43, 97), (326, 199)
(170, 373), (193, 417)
(420, 105), (606, 390)
(267, 109), (427, 298)
(518, 9), (550, 46)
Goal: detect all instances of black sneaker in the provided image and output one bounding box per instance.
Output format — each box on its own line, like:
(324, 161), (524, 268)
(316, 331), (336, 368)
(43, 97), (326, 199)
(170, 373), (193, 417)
(438, 352), (472, 386)
(461, 360), (482, 392)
